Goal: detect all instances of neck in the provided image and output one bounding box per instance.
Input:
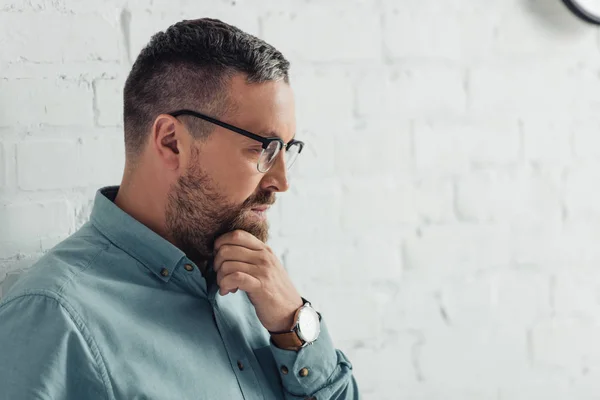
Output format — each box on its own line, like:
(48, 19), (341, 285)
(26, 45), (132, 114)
(114, 167), (212, 276)
(114, 167), (171, 246)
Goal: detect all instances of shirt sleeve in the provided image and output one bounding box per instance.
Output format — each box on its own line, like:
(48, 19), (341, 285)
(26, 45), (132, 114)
(0, 291), (111, 400)
(269, 317), (360, 399)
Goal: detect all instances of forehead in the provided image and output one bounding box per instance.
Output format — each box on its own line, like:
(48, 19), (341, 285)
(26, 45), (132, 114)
(224, 74), (296, 141)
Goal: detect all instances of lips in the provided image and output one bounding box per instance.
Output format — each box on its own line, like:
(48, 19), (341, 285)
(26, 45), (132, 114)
(250, 205), (270, 212)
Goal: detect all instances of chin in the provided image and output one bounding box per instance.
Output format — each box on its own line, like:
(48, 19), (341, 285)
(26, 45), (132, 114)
(240, 222), (270, 243)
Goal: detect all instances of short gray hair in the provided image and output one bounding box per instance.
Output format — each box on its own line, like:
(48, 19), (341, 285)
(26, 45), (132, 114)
(123, 18), (290, 160)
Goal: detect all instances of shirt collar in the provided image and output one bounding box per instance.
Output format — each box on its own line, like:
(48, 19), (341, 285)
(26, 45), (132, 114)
(90, 186), (186, 282)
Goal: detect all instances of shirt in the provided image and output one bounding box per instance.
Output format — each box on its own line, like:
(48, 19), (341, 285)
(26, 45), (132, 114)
(0, 186), (359, 400)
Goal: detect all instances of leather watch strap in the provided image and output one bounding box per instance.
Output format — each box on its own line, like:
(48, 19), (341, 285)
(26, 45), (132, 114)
(270, 330), (304, 350)
(270, 300), (306, 351)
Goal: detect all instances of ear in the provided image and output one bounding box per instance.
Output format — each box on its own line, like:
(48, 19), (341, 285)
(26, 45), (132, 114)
(151, 114), (188, 171)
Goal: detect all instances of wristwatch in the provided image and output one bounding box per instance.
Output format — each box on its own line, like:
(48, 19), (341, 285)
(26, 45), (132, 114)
(270, 298), (321, 351)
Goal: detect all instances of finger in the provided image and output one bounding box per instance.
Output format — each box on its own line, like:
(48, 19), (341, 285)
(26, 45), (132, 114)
(213, 244), (259, 273)
(216, 260), (255, 285)
(219, 272), (261, 296)
(214, 230), (265, 253)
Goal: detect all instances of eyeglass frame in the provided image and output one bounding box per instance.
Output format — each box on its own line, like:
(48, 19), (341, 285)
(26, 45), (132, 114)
(167, 109), (304, 172)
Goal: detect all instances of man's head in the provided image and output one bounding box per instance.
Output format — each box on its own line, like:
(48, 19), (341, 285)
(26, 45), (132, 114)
(121, 18), (296, 260)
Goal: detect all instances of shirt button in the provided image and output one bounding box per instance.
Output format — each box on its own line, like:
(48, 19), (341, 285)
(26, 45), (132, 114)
(280, 365), (289, 375)
(160, 268), (169, 277)
(299, 367), (309, 377)
(237, 360), (244, 371)
(184, 264), (194, 272)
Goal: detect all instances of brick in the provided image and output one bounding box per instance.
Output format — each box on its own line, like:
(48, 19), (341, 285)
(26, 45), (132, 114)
(79, 133), (125, 187)
(0, 60), (126, 81)
(310, 282), (392, 347)
(492, 1), (599, 60)
(531, 317), (600, 374)
(404, 224), (512, 278)
(0, 141), (16, 189)
(513, 221), (600, 268)
(413, 118), (520, 176)
(469, 63), (600, 118)
(291, 126), (336, 180)
(291, 68), (355, 127)
(456, 167), (563, 228)
(419, 324), (529, 392)
(334, 119), (412, 178)
(357, 66), (467, 119)
(565, 163), (600, 223)
(347, 331), (421, 394)
(0, 13), (120, 63)
(281, 235), (351, 286)
(0, 78), (93, 127)
(279, 178), (342, 238)
(496, 369), (572, 400)
(383, 7), (495, 61)
(94, 78), (124, 127)
(522, 119), (573, 164)
(17, 139), (80, 190)
(262, 6), (382, 63)
(340, 177), (419, 230)
(553, 269), (600, 321)
(339, 176), (454, 228)
(381, 0), (490, 13)
(0, 143), (6, 188)
(15, 133), (124, 191)
(0, 198), (73, 251)
(439, 270), (551, 328)
(413, 178), (455, 224)
(0, 0), (126, 13)
(573, 120), (600, 160)
(382, 271), (449, 332)
(336, 235), (403, 285)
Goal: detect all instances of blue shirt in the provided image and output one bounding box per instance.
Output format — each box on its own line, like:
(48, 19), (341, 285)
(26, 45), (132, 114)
(0, 186), (359, 399)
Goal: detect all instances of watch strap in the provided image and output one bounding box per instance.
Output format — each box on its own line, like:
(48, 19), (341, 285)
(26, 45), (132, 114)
(270, 298), (311, 351)
(270, 330), (304, 350)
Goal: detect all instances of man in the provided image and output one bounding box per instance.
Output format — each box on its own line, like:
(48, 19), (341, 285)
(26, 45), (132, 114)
(0, 18), (359, 399)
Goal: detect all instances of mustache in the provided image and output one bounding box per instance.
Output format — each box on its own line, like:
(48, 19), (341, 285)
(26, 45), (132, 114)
(243, 191), (276, 208)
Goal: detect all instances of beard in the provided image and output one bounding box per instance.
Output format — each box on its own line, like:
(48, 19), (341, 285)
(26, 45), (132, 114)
(165, 148), (274, 261)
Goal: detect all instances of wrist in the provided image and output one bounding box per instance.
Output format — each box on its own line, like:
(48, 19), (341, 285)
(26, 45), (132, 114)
(269, 298), (321, 351)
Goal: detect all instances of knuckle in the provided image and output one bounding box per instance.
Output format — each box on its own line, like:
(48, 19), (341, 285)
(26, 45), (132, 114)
(220, 245), (233, 259)
(232, 230), (244, 241)
(232, 271), (245, 282)
(220, 261), (231, 275)
(257, 251), (270, 265)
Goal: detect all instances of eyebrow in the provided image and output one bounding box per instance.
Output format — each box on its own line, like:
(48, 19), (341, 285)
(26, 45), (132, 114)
(257, 130), (279, 138)
(257, 130), (296, 143)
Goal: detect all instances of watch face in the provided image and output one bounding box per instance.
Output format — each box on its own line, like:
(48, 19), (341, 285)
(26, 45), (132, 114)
(297, 306), (321, 343)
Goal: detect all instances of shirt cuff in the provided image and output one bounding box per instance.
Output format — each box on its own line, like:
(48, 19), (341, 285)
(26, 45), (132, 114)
(269, 317), (338, 397)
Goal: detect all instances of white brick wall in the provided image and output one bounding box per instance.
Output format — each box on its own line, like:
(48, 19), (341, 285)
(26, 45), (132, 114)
(1, 0), (600, 398)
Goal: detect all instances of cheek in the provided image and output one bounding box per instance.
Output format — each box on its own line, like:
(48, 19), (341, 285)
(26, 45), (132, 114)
(205, 153), (262, 204)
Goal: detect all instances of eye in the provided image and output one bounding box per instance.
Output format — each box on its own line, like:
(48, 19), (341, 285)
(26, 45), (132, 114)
(248, 148), (262, 154)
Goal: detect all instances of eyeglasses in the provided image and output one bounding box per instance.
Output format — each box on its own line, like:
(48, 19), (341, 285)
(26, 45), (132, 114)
(168, 109), (304, 173)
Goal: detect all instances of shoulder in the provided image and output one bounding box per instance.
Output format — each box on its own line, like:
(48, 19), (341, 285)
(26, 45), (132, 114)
(1, 221), (111, 302)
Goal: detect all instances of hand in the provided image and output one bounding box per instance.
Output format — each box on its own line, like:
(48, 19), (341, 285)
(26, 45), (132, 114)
(213, 230), (303, 333)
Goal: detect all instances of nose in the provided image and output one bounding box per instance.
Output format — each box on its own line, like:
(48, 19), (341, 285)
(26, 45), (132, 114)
(260, 151), (289, 193)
